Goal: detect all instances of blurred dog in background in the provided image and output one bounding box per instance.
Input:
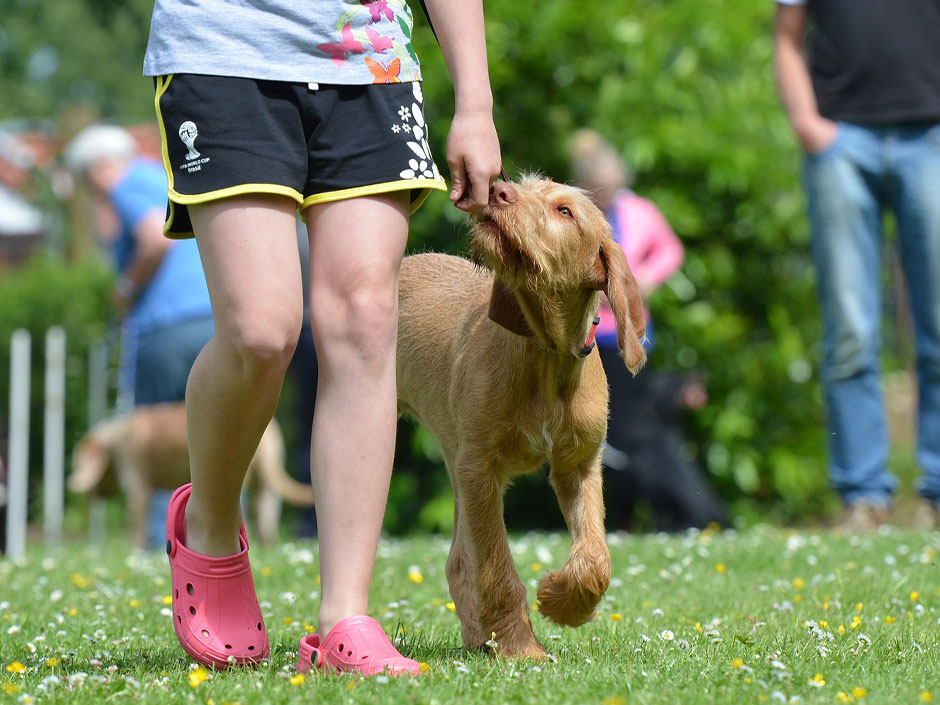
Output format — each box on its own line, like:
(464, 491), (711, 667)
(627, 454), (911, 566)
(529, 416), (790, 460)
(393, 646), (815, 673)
(69, 403), (314, 548)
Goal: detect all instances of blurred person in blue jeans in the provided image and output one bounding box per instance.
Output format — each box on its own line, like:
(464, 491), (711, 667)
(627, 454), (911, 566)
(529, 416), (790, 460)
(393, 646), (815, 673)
(774, 1), (940, 532)
(66, 125), (214, 548)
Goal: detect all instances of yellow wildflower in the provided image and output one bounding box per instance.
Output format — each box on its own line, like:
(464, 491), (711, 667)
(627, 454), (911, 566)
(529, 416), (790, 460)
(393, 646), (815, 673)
(419, 662), (430, 674)
(610, 614), (623, 622)
(45, 658), (60, 668)
(851, 687), (868, 699)
(289, 674), (305, 686)
(910, 591), (920, 602)
(188, 667), (209, 687)
(2, 683), (20, 694)
(885, 616), (896, 624)
(731, 658), (744, 669)
(836, 692), (852, 704)
(921, 692), (933, 703)
(5, 662), (26, 674)
(162, 595), (173, 606)
(793, 577), (804, 590)
(260, 566), (272, 577)
(531, 563), (543, 572)
(715, 563), (726, 574)
(808, 672), (826, 688)
(446, 602), (456, 612)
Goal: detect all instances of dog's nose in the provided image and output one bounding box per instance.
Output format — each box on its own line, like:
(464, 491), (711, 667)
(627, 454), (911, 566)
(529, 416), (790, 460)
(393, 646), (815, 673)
(489, 181), (517, 207)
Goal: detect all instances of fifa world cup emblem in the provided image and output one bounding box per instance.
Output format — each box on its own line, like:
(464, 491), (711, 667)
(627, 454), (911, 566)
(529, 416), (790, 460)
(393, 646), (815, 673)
(178, 121), (201, 160)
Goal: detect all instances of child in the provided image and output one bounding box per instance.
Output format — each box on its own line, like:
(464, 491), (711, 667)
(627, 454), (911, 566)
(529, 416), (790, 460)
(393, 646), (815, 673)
(145, 0), (501, 674)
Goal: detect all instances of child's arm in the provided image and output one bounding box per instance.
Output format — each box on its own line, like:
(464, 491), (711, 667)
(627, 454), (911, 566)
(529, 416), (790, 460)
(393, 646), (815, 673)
(423, 0), (502, 211)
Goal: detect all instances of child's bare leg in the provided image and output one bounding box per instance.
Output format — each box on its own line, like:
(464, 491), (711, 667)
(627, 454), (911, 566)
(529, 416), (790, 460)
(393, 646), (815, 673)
(304, 193), (409, 636)
(184, 195), (304, 557)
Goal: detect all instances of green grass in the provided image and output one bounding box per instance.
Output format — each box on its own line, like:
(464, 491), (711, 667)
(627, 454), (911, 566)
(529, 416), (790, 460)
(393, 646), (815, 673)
(2, 527), (939, 704)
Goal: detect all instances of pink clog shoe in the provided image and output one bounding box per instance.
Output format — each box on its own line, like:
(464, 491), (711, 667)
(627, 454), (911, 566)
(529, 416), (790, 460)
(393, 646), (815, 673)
(166, 483), (269, 668)
(296, 615), (420, 676)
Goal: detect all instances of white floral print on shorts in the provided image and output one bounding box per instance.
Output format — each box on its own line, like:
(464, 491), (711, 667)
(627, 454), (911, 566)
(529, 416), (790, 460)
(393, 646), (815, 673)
(394, 82), (442, 182)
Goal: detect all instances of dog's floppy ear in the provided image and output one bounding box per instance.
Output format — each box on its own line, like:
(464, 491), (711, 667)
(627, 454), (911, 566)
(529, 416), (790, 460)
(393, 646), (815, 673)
(591, 241), (647, 374)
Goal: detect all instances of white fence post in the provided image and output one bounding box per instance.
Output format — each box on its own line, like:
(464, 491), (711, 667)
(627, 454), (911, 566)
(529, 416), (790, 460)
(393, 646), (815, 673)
(6, 329), (31, 559)
(43, 326), (66, 551)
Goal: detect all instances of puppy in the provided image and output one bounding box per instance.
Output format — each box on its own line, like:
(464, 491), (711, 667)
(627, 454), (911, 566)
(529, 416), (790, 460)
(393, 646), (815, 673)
(68, 403), (314, 549)
(396, 175), (647, 658)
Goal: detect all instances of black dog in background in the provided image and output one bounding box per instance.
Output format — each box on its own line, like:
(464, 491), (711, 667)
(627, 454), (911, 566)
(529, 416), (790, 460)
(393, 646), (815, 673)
(600, 348), (727, 532)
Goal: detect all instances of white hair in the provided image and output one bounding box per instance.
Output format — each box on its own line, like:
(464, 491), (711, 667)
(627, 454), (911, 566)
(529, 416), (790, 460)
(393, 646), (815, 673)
(64, 124), (137, 173)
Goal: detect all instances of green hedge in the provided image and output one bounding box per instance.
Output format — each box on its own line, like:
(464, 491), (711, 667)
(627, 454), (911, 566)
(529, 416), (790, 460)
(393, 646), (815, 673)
(0, 256), (113, 513)
(6, 0), (908, 527)
(407, 0), (835, 524)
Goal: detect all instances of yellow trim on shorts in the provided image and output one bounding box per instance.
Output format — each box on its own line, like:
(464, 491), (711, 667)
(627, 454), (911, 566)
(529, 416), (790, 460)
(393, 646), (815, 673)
(302, 179), (447, 214)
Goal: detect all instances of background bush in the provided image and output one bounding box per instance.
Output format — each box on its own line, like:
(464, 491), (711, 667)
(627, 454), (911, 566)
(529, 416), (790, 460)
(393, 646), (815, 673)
(1, 0), (915, 529)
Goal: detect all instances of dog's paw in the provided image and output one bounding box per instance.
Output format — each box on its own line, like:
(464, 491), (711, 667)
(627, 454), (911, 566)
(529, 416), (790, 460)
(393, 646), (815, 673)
(536, 569), (604, 627)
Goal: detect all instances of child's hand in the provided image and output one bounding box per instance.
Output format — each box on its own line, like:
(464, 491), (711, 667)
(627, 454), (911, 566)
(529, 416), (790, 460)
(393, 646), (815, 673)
(446, 109), (501, 212)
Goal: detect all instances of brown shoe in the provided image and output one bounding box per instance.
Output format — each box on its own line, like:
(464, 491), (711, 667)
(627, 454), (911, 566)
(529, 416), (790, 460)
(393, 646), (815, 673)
(840, 501), (889, 534)
(911, 499), (940, 530)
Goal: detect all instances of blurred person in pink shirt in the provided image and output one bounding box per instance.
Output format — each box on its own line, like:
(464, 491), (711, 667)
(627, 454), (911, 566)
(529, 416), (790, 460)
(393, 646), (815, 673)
(569, 129), (724, 531)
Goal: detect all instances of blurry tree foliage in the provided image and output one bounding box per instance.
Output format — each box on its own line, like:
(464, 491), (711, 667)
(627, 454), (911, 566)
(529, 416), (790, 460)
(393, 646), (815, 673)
(4, 0), (912, 525)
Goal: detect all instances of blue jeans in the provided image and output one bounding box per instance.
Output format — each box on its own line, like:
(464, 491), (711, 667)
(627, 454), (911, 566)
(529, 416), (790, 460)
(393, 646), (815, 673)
(134, 314), (215, 549)
(803, 121), (940, 506)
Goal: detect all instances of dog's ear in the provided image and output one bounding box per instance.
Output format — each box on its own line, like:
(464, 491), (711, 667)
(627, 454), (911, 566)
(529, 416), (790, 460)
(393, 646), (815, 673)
(591, 241), (647, 374)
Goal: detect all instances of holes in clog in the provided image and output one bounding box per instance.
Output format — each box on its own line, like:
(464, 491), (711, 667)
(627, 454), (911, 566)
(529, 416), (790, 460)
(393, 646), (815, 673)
(225, 644), (232, 650)
(202, 629), (210, 638)
(186, 583), (195, 596)
(189, 605), (196, 616)
(248, 645), (255, 651)
(337, 643), (344, 652)
(174, 589), (179, 599)
(176, 615), (182, 624)
(257, 622), (263, 631)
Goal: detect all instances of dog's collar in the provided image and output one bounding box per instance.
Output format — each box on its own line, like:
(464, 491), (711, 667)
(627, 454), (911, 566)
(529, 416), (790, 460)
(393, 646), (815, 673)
(487, 279), (599, 358)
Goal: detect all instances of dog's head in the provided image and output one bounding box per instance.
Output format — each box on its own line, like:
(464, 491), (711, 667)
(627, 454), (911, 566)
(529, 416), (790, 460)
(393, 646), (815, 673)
(470, 175), (647, 372)
(68, 434), (119, 497)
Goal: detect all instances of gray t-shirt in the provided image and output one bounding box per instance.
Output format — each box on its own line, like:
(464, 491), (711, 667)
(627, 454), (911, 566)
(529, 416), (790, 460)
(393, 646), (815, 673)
(144, 0), (423, 85)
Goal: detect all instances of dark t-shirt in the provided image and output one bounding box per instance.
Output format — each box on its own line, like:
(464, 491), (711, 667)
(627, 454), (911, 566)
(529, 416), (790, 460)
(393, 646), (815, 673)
(806, 0), (940, 124)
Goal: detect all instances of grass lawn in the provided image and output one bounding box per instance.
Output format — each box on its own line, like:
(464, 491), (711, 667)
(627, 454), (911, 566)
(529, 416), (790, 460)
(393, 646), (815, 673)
(1, 526), (938, 704)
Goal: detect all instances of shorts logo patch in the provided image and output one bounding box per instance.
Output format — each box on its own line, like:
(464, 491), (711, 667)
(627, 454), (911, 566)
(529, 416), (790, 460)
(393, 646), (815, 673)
(177, 120), (210, 174)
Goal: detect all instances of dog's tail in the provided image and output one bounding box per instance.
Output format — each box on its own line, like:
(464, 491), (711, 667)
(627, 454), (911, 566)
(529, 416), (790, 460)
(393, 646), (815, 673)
(252, 421), (316, 506)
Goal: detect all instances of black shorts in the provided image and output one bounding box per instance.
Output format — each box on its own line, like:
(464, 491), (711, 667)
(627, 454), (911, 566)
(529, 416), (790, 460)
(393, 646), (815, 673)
(154, 74), (447, 237)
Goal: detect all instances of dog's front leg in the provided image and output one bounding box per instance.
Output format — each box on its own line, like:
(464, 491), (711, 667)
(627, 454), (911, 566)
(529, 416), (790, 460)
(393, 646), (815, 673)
(538, 456), (611, 627)
(456, 462), (546, 659)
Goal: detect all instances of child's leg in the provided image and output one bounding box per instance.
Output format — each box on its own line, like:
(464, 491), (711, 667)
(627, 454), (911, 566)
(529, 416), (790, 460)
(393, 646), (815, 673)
(184, 194), (304, 557)
(304, 192), (409, 636)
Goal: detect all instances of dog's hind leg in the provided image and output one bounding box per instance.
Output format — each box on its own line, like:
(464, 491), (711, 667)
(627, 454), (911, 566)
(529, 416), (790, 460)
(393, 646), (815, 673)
(455, 459), (546, 659)
(538, 456), (611, 627)
(445, 496), (486, 649)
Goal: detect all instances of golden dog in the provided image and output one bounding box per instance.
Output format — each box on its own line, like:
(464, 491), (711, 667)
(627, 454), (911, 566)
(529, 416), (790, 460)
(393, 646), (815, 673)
(68, 403), (315, 548)
(396, 175), (647, 658)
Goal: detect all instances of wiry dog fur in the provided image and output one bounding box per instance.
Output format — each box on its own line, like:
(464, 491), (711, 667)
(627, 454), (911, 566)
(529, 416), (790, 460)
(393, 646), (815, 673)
(396, 175), (647, 658)
(68, 403), (315, 548)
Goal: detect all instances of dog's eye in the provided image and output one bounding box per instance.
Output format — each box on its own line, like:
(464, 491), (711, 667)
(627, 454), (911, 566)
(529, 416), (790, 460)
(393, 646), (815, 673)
(556, 206), (573, 217)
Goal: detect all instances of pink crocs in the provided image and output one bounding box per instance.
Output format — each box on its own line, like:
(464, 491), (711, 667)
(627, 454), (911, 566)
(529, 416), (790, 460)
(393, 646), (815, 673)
(166, 483), (269, 668)
(296, 615), (420, 676)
